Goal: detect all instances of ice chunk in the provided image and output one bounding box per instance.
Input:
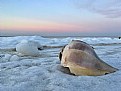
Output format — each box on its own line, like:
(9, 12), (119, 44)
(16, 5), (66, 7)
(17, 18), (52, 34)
(2, 54), (12, 61)
(10, 55), (20, 61)
(16, 40), (40, 56)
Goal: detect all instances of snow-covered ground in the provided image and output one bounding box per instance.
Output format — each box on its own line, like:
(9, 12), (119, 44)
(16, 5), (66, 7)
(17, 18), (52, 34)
(0, 36), (121, 91)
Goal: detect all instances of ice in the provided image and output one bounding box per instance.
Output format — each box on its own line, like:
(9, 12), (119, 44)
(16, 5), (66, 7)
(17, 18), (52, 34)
(0, 54), (20, 62)
(1, 36), (121, 49)
(16, 40), (40, 56)
(0, 36), (121, 91)
(10, 55), (20, 61)
(81, 37), (121, 44)
(0, 36), (49, 48)
(3, 54), (12, 61)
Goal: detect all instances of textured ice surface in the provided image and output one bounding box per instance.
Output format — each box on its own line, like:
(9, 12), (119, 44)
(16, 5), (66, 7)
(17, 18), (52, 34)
(0, 36), (121, 91)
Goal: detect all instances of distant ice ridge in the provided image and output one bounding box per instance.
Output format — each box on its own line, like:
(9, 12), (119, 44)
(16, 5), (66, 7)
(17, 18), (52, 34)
(81, 37), (121, 44)
(0, 36), (49, 48)
(0, 36), (121, 49)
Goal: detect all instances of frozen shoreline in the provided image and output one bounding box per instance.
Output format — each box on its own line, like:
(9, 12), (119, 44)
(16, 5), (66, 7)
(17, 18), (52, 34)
(0, 36), (121, 91)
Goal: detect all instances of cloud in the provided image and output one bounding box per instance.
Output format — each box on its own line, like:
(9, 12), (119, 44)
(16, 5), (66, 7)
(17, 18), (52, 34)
(73, 0), (121, 18)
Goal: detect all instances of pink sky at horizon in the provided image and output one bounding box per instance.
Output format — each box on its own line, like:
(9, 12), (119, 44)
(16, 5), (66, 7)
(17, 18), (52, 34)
(1, 17), (121, 34)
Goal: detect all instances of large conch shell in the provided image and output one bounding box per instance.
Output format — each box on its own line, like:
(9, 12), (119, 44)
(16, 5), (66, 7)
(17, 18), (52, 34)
(59, 40), (118, 76)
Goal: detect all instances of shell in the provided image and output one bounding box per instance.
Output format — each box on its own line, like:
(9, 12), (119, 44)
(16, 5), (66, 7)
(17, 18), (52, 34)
(59, 40), (118, 76)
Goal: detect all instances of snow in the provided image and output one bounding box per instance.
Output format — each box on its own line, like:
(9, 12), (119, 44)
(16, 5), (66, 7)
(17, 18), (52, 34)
(0, 36), (121, 91)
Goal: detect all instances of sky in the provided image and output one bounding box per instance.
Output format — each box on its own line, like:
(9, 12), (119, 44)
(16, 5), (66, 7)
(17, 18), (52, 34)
(0, 0), (121, 36)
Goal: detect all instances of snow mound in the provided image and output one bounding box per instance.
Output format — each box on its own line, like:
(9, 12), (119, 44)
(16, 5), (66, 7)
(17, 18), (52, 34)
(16, 40), (40, 56)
